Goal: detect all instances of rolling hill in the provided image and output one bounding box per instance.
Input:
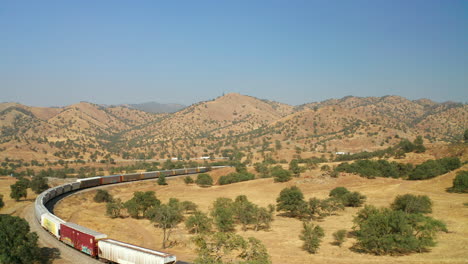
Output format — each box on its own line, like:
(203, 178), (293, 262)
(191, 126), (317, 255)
(0, 94), (466, 161)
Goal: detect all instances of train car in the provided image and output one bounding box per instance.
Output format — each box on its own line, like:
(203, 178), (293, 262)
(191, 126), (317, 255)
(77, 177), (102, 189)
(100, 175), (121, 185)
(98, 239), (176, 264)
(121, 173), (143, 182)
(143, 171), (159, 179)
(54, 185), (65, 196)
(41, 213), (65, 239)
(35, 193), (48, 222)
(185, 168), (197, 174)
(71, 181), (81, 191)
(159, 170), (171, 177)
(60, 222), (107, 257)
(63, 183), (73, 193)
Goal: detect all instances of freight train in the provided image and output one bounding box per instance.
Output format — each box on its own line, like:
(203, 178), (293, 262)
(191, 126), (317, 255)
(34, 167), (211, 264)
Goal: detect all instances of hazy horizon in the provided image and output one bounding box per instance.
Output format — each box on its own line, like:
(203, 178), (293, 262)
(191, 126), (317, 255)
(1, 1), (467, 107)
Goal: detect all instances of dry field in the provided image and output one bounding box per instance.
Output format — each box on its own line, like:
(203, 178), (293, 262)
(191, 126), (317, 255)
(55, 166), (468, 264)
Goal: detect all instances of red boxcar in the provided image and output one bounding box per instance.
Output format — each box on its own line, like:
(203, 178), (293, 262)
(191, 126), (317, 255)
(60, 222), (107, 257)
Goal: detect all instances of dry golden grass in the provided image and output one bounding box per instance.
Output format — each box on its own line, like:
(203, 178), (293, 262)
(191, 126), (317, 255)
(55, 165), (468, 264)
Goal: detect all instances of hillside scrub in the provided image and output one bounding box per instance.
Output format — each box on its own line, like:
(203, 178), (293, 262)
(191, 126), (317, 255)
(299, 222), (325, 254)
(409, 157), (461, 180)
(195, 173), (213, 187)
(218, 172), (255, 185)
(353, 205), (447, 255)
(272, 166), (292, 182)
(94, 189), (113, 203)
(447, 170), (468, 193)
(329, 187), (366, 207)
(391, 194), (432, 214)
(335, 137), (425, 162)
(335, 157), (461, 180)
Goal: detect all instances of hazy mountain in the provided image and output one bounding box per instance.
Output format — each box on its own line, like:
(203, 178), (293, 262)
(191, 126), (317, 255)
(127, 102), (186, 113)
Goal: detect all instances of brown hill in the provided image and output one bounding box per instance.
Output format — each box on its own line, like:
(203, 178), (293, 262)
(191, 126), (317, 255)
(0, 95), (466, 162)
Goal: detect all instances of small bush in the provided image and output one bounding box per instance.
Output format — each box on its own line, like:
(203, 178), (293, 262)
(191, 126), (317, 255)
(329, 187), (350, 198)
(341, 192), (366, 207)
(184, 176), (194, 184)
(333, 229), (347, 247)
(448, 170), (468, 193)
(94, 189), (113, 203)
(299, 222), (324, 254)
(391, 194), (432, 214)
(272, 166), (292, 183)
(157, 175), (168, 185)
(218, 172), (255, 185)
(196, 173), (213, 187)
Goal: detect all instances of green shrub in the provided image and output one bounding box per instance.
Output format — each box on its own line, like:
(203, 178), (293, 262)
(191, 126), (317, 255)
(409, 157), (461, 180)
(196, 173), (213, 187)
(184, 176), (194, 184)
(353, 207), (447, 255)
(299, 222), (324, 254)
(341, 192), (366, 207)
(448, 170), (468, 193)
(276, 186), (307, 218)
(272, 166), (292, 182)
(94, 189), (113, 203)
(329, 187), (350, 198)
(333, 229), (347, 247)
(218, 172), (255, 185)
(391, 194), (432, 214)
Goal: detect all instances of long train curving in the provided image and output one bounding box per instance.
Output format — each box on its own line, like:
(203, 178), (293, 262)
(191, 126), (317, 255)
(35, 166), (212, 264)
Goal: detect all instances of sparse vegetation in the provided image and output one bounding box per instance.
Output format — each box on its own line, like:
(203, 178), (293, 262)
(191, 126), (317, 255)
(185, 211), (212, 234)
(447, 170), (468, 193)
(299, 222), (324, 254)
(276, 186), (307, 217)
(353, 205), (447, 255)
(391, 194), (432, 214)
(196, 173), (213, 187)
(272, 166), (292, 182)
(332, 229), (347, 247)
(192, 232), (271, 264)
(10, 177), (29, 201)
(94, 189), (113, 203)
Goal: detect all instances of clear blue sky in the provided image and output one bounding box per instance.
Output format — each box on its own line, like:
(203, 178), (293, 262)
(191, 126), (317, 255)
(1, 0), (467, 106)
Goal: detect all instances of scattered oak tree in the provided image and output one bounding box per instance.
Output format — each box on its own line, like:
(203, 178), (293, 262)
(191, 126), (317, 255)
(146, 201), (184, 248)
(299, 222), (324, 254)
(0, 215), (43, 264)
(106, 198), (123, 218)
(276, 186), (307, 218)
(192, 232), (271, 264)
(391, 194), (432, 214)
(353, 205), (447, 255)
(196, 173), (213, 187)
(30, 175), (49, 194)
(10, 178), (29, 201)
(185, 210), (212, 234)
(94, 189), (113, 203)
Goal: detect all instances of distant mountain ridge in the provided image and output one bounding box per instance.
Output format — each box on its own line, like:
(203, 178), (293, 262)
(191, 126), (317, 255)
(0, 93), (466, 161)
(126, 102), (186, 113)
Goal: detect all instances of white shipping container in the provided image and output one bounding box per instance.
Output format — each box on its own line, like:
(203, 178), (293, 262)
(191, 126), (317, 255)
(98, 239), (176, 264)
(41, 213), (65, 239)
